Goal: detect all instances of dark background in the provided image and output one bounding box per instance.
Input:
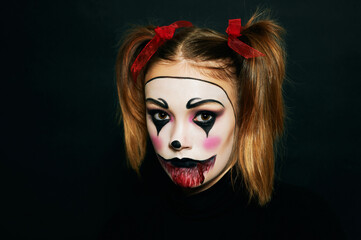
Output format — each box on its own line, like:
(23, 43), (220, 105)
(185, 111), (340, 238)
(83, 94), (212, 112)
(3, 0), (360, 239)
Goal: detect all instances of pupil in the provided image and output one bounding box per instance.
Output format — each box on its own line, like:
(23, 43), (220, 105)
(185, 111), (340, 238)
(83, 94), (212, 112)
(202, 114), (209, 120)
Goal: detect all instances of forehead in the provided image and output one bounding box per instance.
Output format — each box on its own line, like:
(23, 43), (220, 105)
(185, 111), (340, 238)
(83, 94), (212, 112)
(145, 61), (237, 106)
(145, 77), (231, 104)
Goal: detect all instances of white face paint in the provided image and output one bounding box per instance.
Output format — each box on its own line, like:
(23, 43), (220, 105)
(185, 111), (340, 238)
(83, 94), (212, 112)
(145, 77), (236, 189)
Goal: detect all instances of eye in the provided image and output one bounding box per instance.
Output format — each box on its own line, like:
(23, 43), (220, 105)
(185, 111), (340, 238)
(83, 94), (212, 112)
(148, 109), (171, 135)
(154, 111), (170, 121)
(193, 111), (216, 136)
(194, 112), (213, 122)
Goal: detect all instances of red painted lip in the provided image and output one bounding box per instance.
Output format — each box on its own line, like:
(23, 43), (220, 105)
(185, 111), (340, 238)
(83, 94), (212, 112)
(158, 155), (216, 188)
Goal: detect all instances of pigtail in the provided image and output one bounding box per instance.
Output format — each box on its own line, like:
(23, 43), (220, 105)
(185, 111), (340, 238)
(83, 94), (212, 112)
(116, 26), (156, 173)
(236, 13), (286, 205)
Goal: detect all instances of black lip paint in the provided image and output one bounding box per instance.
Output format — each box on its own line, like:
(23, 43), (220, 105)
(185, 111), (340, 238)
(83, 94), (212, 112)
(159, 155), (215, 168)
(169, 158), (198, 168)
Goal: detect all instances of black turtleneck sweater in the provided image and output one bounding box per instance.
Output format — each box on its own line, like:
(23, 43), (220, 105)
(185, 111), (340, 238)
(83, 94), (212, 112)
(100, 156), (345, 240)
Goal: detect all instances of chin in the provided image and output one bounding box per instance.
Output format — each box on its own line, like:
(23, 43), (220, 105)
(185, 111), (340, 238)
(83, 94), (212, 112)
(158, 154), (216, 188)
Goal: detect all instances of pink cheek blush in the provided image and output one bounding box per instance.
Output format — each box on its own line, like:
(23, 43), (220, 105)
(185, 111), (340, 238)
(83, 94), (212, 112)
(151, 136), (162, 151)
(203, 137), (221, 150)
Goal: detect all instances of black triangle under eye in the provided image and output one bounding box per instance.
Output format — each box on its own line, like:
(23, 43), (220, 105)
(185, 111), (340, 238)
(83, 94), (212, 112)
(148, 110), (170, 135)
(193, 111), (216, 137)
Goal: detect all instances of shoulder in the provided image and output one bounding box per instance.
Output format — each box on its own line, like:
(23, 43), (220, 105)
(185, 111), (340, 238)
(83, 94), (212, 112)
(98, 170), (165, 240)
(263, 181), (346, 239)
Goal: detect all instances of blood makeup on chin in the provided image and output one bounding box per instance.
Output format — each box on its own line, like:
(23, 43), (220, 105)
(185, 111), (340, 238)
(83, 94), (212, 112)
(158, 154), (216, 188)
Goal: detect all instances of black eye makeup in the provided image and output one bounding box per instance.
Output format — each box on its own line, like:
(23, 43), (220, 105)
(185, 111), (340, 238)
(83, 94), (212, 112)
(193, 111), (217, 137)
(148, 109), (170, 135)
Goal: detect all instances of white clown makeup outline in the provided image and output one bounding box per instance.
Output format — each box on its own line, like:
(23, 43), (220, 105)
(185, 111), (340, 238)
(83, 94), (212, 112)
(145, 76), (236, 189)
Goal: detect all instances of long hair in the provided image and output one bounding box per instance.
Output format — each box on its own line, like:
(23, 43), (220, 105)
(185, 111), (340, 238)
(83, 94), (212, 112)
(115, 12), (286, 205)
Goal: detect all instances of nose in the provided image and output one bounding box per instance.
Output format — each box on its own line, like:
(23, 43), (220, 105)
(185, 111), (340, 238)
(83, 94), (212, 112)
(169, 120), (191, 151)
(171, 140), (182, 149)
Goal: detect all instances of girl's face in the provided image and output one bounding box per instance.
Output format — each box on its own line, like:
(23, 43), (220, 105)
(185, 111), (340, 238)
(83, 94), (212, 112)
(145, 61), (236, 191)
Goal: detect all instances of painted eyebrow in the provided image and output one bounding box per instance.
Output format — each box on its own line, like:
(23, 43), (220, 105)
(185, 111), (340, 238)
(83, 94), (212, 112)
(186, 98), (225, 109)
(145, 98), (169, 109)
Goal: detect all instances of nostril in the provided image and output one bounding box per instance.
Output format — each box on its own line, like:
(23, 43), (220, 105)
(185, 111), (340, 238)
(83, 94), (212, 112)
(171, 140), (182, 149)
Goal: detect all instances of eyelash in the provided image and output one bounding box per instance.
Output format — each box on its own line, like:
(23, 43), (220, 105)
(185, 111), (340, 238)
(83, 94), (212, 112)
(192, 111), (217, 136)
(148, 110), (216, 122)
(193, 111), (216, 123)
(147, 109), (218, 137)
(148, 109), (171, 135)
(150, 110), (170, 121)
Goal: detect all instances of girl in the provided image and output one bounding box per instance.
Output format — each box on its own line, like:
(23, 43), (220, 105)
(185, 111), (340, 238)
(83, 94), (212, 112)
(101, 12), (345, 240)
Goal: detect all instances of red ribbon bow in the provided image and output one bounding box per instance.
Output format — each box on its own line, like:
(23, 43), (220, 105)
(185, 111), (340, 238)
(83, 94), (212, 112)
(131, 21), (193, 82)
(226, 19), (265, 59)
